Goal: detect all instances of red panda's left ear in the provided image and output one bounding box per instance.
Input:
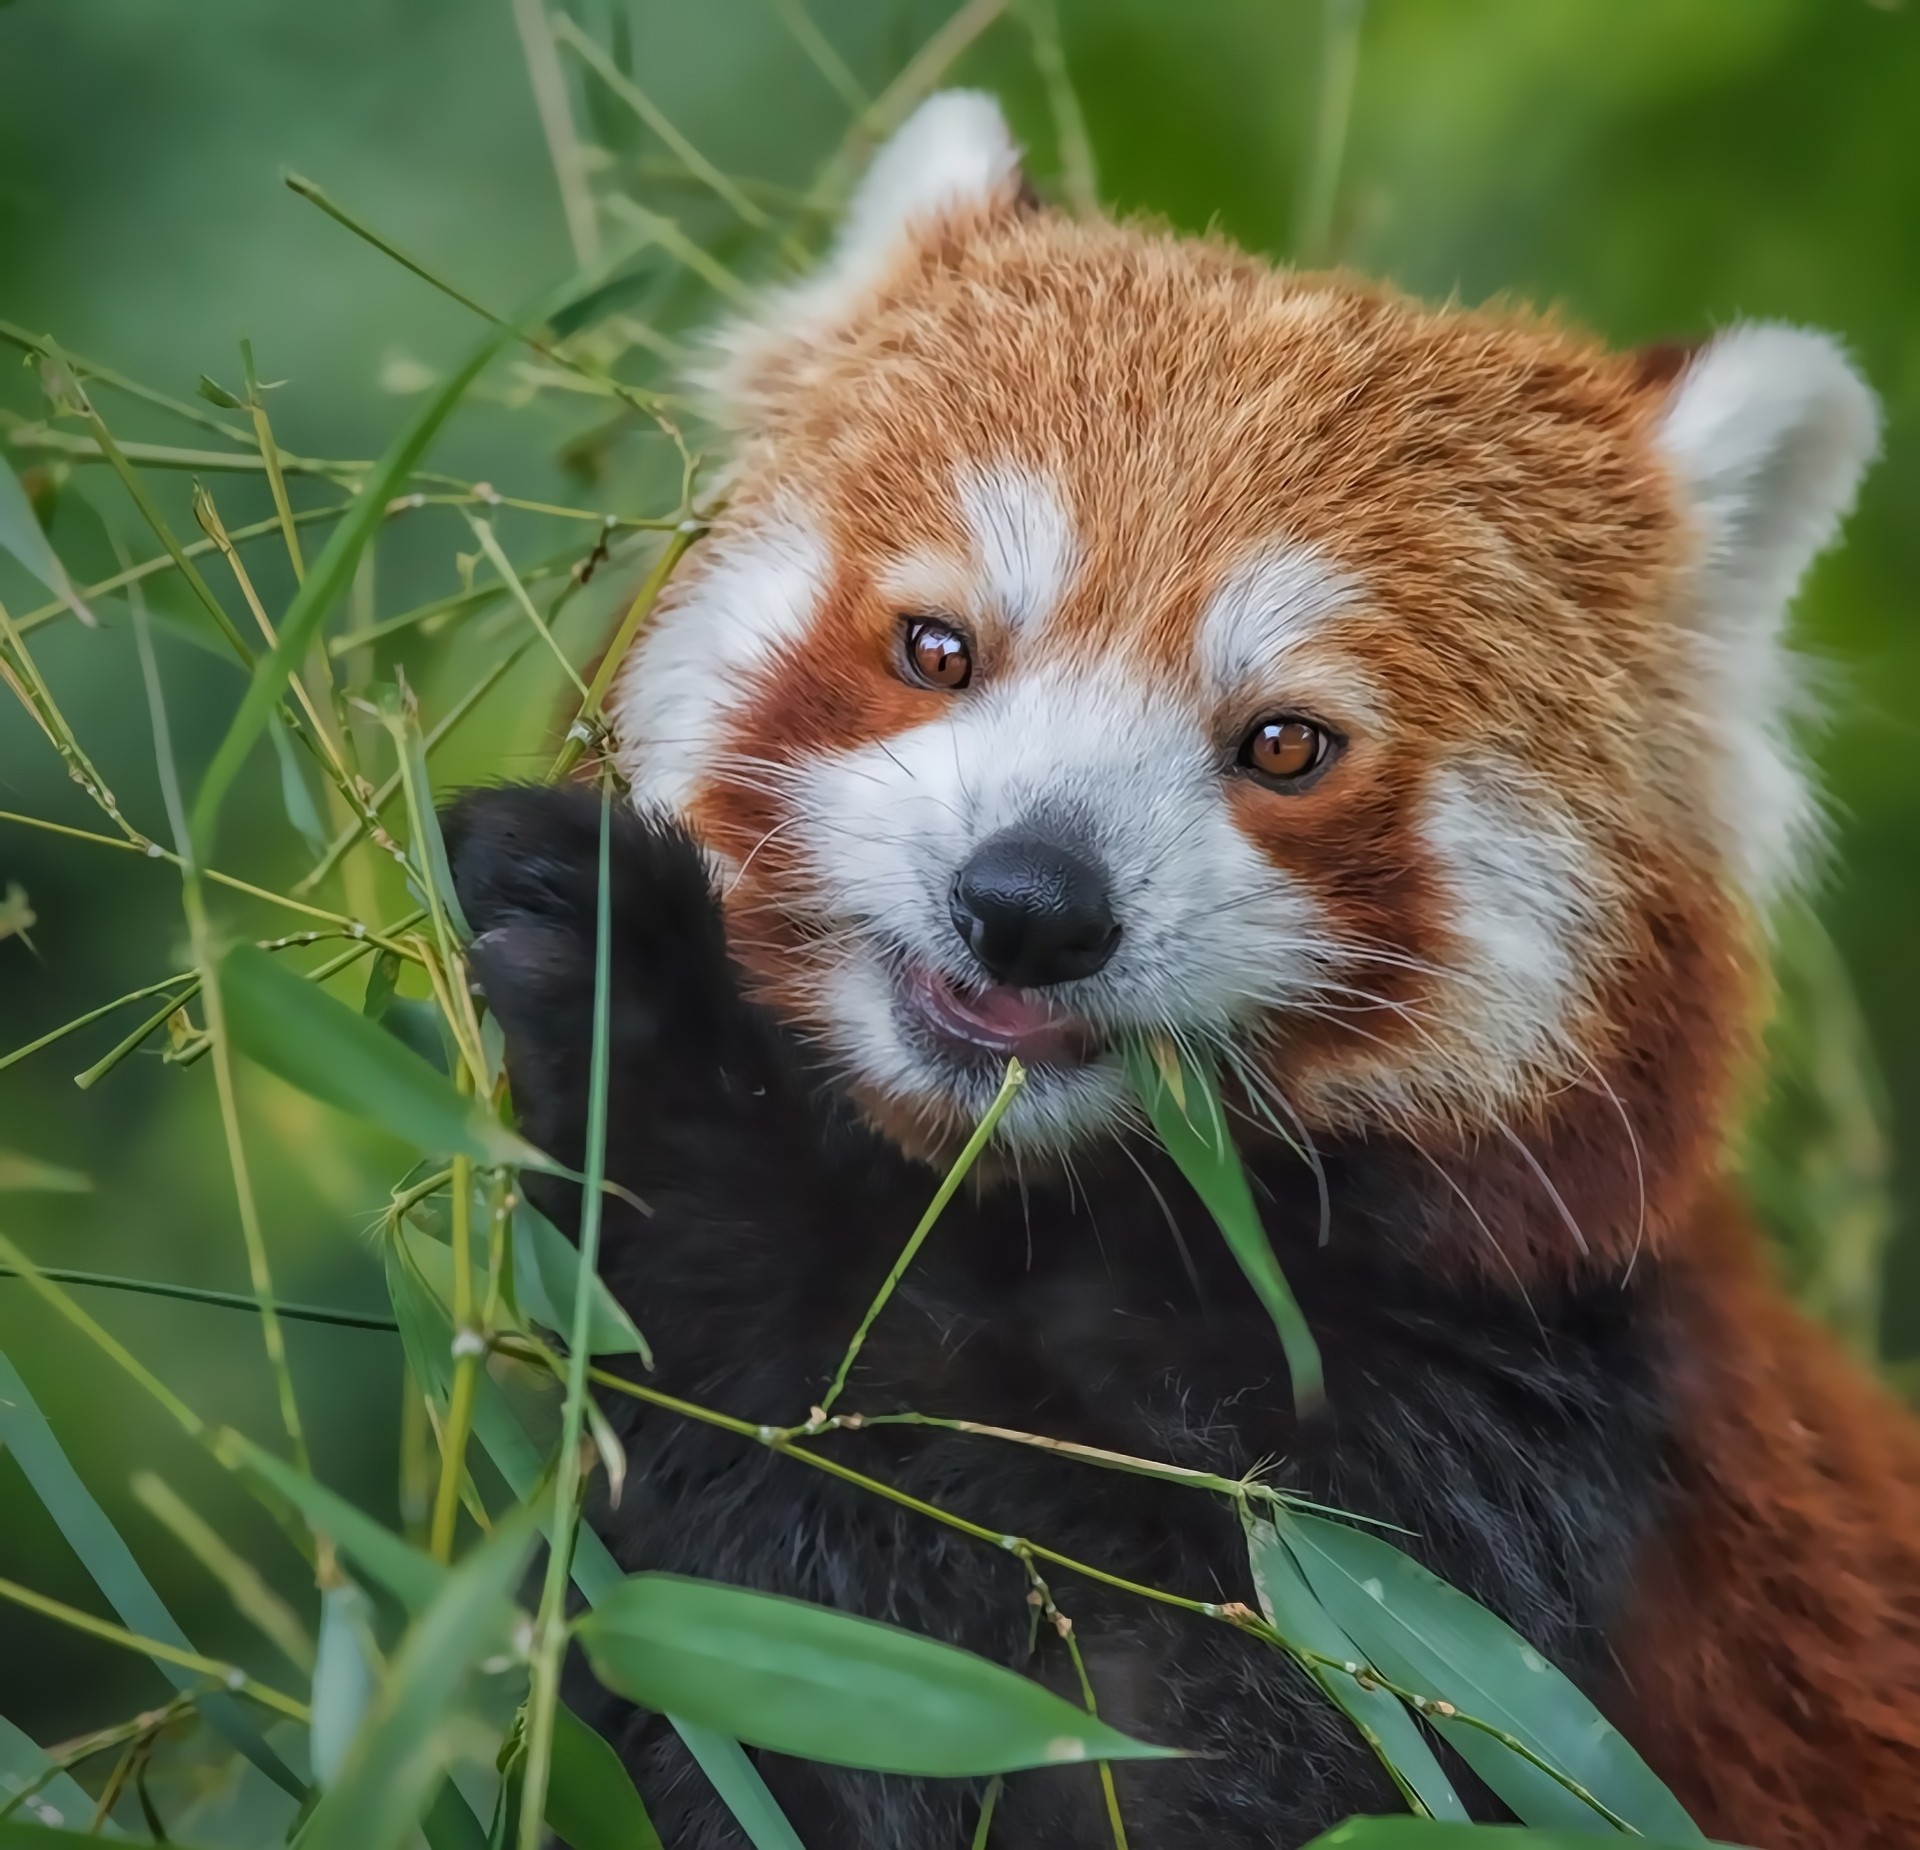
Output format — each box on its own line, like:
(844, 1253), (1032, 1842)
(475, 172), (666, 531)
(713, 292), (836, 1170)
(697, 91), (1030, 430)
(1650, 324), (1880, 902)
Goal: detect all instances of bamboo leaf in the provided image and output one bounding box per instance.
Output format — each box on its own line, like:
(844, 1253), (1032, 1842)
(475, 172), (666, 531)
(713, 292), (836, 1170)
(311, 1581), (381, 1787)
(578, 1573), (1179, 1777)
(0, 1343), (305, 1801)
(1243, 1518), (1468, 1822)
(0, 1154), (90, 1194)
(548, 1707), (665, 1850)
(1124, 1038), (1324, 1409)
(1303, 1825), (1739, 1848)
(220, 942), (549, 1169)
(1281, 1514), (1701, 1837)
(513, 1201), (651, 1361)
(292, 1506), (537, 1850)
(0, 455), (91, 625)
(0, 1821), (208, 1849)
(216, 1427), (444, 1615)
(189, 325), (508, 855)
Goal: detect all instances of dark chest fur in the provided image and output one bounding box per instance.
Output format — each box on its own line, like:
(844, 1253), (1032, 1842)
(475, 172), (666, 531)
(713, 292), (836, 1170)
(448, 789), (1675, 1850)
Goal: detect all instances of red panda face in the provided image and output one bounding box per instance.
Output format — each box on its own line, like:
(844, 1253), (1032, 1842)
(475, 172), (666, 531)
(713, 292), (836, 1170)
(612, 95), (1877, 1161)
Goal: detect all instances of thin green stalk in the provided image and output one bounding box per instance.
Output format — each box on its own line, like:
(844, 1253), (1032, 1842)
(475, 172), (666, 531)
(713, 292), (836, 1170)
(553, 16), (799, 257)
(808, 0), (1013, 208)
(0, 1233), (207, 1436)
(132, 1472), (316, 1672)
(0, 596), (151, 847)
(127, 596), (308, 1469)
(10, 502), (351, 638)
(6, 422), (362, 481)
(510, 0), (602, 268)
(0, 318), (252, 445)
(430, 1146), (479, 1563)
(764, 0), (871, 116)
(517, 790), (615, 1850)
(0, 1258), (396, 1331)
(299, 640), (535, 892)
(547, 520), (703, 780)
(816, 1059), (1026, 1416)
(0, 1574), (307, 1722)
(46, 368), (256, 662)
(600, 198), (756, 305)
(284, 172), (677, 427)
(1295, 0), (1367, 266)
(0, 972), (193, 1073)
(1024, 0), (1098, 215)
(239, 338), (307, 584)
(0, 807), (414, 948)
(0, 1696), (194, 1824)
(465, 514), (591, 698)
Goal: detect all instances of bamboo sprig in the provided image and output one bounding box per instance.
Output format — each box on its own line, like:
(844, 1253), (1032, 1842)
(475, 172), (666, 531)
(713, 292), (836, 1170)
(516, 788), (616, 1850)
(127, 595), (309, 1469)
(547, 518), (706, 780)
(814, 1058), (1026, 1418)
(238, 338), (309, 584)
(0, 1574), (307, 1723)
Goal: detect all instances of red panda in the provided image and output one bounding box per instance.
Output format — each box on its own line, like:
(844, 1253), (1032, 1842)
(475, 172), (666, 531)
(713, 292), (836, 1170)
(446, 92), (1918, 1848)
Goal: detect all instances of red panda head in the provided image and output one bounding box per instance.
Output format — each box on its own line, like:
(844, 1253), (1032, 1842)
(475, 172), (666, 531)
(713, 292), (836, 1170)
(611, 93), (1879, 1186)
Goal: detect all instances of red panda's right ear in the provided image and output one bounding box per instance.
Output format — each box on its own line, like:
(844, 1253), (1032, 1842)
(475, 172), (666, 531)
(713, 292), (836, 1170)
(696, 91), (1028, 431)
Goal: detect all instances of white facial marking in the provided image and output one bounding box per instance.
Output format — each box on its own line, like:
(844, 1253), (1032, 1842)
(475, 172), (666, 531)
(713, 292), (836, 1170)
(956, 464), (1080, 635)
(1658, 323), (1879, 902)
(1420, 763), (1605, 1096)
(612, 510), (828, 824)
(1198, 540), (1354, 693)
(789, 662), (1336, 1148)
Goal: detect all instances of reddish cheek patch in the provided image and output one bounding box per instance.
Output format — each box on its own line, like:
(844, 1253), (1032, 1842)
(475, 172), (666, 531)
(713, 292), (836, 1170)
(1224, 764), (1445, 1044)
(682, 568), (947, 1004)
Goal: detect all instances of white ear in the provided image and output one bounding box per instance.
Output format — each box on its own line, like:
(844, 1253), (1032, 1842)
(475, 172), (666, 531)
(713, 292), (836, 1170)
(1657, 324), (1880, 902)
(701, 91), (1024, 426)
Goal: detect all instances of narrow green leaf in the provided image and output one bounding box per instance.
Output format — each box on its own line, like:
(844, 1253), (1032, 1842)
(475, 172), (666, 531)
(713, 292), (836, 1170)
(311, 1581), (380, 1787)
(578, 1573), (1178, 1777)
(218, 1426), (442, 1614)
(362, 947), (402, 1022)
(293, 1506), (537, 1850)
(0, 1154), (90, 1194)
(0, 1715), (106, 1834)
(1304, 1825), (1740, 1849)
(0, 1344), (305, 1800)
(1282, 1514), (1702, 1838)
(0, 455), (90, 624)
(189, 325), (508, 854)
(1124, 1039), (1324, 1409)
(548, 1707), (666, 1850)
(0, 1821), (207, 1849)
(220, 942), (548, 1168)
(1244, 1518), (1469, 1822)
(268, 712), (330, 856)
(513, 1201), (651, 1362)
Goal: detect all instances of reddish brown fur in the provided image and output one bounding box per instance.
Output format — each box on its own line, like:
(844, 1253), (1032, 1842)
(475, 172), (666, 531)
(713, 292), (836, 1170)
(614, 192), (1919, 1845)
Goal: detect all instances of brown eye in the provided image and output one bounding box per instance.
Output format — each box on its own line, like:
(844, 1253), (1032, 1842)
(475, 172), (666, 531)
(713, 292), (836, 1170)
(1238, 716), (1334, 786)
(903, 617), (972, 690)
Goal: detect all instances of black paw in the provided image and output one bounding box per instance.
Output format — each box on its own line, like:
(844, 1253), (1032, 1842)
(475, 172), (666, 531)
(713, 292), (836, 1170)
(440, 785), (746, 1168)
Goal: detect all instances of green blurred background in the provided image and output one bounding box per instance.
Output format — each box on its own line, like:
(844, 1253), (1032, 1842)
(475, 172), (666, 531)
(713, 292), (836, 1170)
(1, 0), (1915, 1760)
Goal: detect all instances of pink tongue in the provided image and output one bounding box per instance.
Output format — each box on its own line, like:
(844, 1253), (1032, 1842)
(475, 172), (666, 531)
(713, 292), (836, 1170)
(908, 963), (1094, 1062)
(958, 984), (1061, 1036)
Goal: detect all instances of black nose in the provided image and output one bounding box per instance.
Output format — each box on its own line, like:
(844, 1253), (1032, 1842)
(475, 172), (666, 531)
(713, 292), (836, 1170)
(949, 832), (1121, 988)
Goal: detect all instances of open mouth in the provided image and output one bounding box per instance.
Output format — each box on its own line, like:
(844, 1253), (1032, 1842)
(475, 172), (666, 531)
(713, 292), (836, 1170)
(896, 960), (1103, 1070)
